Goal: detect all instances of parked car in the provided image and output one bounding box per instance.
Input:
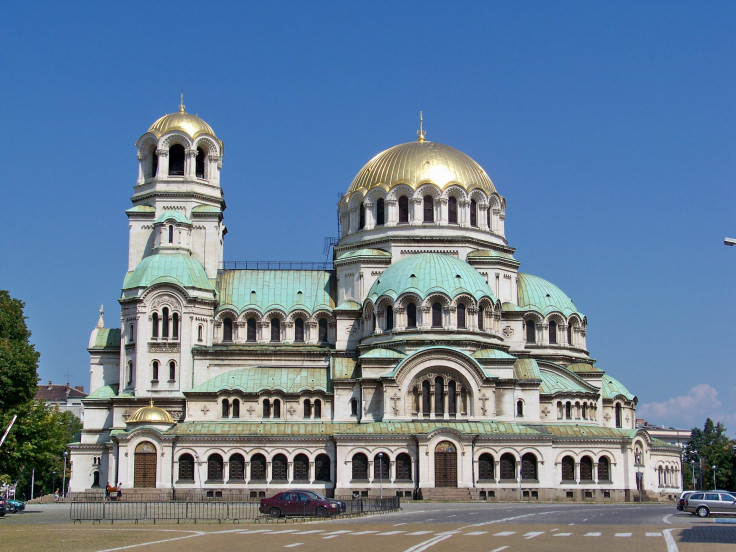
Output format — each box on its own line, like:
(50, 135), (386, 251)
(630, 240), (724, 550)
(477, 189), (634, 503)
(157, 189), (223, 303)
(677, 491), (695, 511)
(6, 499), (24, 513)
(0, 499), (6, 517)
(684, 492), (736, 517)
(259, 490), (345, 518)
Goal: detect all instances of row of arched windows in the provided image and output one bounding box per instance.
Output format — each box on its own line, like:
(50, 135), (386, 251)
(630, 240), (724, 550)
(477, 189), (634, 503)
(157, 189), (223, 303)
(151, 308), (179, 340)
(378, 302), (493, 333)
(556, 400), (598, 422)
(657, 465), (679, 487)
(411, 376), (468, 417)
(148, 145), (208, 179)
(525, 319), (581, 346)
(475, 452), (539, 480)
(351, 453), (412, 481)
(151, 360), (176, 382)
(178, 453), (331, 483)
(560, 455), (611, 482)
(221, 316), (328, 343)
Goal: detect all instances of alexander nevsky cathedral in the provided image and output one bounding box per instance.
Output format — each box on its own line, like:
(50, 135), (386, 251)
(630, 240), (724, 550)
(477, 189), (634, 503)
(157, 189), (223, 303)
(68, 101), (682, 501)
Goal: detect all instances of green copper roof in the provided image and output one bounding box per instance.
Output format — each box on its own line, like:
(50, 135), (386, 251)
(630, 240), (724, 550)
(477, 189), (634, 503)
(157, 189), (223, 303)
(334, 300), (362, 311)
(601, 375), (636, 401)
(466, 249), (519, 263)
(216, 270), (335, 315)
(539, 369), (593, 395)
(514, 358), (541, 381)
(89, 328), (120, 350)
(332, 357), (357, 379)
(359, 348), (406, 359)
(367, 253), (496, 303)
(336, 249), (392, 261)
(522, 424), (637, 439)
(155, 210), (191, 224)
(388, 345), (491, 378)
(123, 254), (215, 292)
(517, 273), (583, 317)
(472, 348), (516, 360)
(189, 367), (330, 394)
(567, 362), (603, 374)
(126, 205), (155, 215)
(86, 384), (119, 399)
(191, 205), (221, 214)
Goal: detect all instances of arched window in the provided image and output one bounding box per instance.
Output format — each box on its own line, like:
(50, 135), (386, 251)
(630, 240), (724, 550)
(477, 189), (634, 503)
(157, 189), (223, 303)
(487, 203), (491, 230)
(567, 324), (574, 346)
(350, 397), (358, 416)
(470, 199), (478, 227)
(516, 399), (524, 417)
(432, 302), (442, 328)
(448, 380), (457, 415)
(398, 195), (409, 223)
(270, 318), (281, 342)
(549, 320), (557, 344)
(294, 454), (309, 481)
(169, 361), (175, 381)
(352, 453), (368, 480)
(222, 399), (230, 418)
(457, 303), (466, 328)
(207, 454), (223, 481)
(178, 454), (194, 481)
(229, 454), (245, 481)
(162, 307), (170, 338)
(197, 324), (203, 342)
(313, 399), (322, 419)
(250, 454), (267, 481)
(526, 320), (536, 343)
(169, 144), (185, 176)
(304, 399), (312, 418)
(396, 453), (412, 481)
(598, 457), (610, 481)
(168, 225), (174, 244)
(272, 454), (287, 481)
(152, 360), (159, 381)
(423, 195), (434, 222)
(127, 361), (133, 385)
(152, 312), (159, 338)
(315, 454), (331, 481)
(150, 147), (158, 178)
(500, 453), (516, 480)
(273, 398), (281, 418)
(374, 453), (389, 480)
(247, 318), (257, 342)
(580, 456), (593, 481)
(561, 456), (575, 481)
(263, 399), (271, 418)
(376, 198), (385, 226)
(434, 376), (444, 415)
(294, 318), (304, 342)
(195, 147), (205, 178)
(232, 399), (240, 418)
(582, 403), (587, 419)
(521, 453), (537, 480)
(318, 318), (328, 342)
(422, 380), (431, 415)
(358, 202), (365, 229)
(448, 196), (458, 224)
(615, 403), (622, 428)
(406, 303), (417, 328)
(128, 324), (134, 343)
(172, 313), (179, 340)
(565, 401), (572, 419)
(478, 307), (484, 330)
(385, 306), (394, 330)
(478, 453), (494, 480)
(223, 317), (233, 342)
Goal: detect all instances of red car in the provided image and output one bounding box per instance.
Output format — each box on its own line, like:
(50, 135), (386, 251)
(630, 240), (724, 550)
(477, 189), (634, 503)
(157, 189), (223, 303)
(259, 491), (344, 518)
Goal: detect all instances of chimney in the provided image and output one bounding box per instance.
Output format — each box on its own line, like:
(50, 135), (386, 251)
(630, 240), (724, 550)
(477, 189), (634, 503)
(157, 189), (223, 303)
(75, 385), (85, 392)
(48, 381), (53, 390)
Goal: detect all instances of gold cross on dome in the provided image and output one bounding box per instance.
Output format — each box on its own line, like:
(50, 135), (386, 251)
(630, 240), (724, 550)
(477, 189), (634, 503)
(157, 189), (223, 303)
(179, 92), (185, 113)
(417, 111), (426, 142)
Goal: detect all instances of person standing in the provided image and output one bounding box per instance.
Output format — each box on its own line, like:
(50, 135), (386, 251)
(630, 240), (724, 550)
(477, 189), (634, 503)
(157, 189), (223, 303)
(117, 482), (122, 500)
(54, 488), (59, 502)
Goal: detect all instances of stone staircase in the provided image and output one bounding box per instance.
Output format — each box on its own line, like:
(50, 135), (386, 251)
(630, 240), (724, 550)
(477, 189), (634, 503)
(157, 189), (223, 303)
(419, 487), (480, 501)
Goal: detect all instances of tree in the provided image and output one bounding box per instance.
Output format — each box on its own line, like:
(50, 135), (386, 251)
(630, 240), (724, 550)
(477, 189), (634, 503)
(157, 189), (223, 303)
(684, 418), (736, 491)
(0, 290), (40, 410)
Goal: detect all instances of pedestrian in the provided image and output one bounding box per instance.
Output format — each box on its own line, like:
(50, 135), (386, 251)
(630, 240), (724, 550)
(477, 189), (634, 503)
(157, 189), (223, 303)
(117, 482), (122, 500)
(54, 488), (59, 502)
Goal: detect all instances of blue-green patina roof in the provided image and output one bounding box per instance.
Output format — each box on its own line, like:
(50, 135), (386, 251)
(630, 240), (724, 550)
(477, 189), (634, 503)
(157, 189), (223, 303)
(191, 205), (221, 215)
(514, 358), (542, 381)
(567, 362), (603, 374)
(367, 253), (496, 303)
(189, 367), (330, 394)
(539, 369), (593, 395)
(386, 345), (491, 378)
(336, 249), (392, 261)
(126, 205), (155, 215)
(123, 254), (215, 292)
(155, 210), (191, 224)
(86, 384), (119, 399)
(89, 328), (121, 350)
(472, 348), (516, 360)
(517, 273), (583, 317)
(216, 270), (335, 314)
(601, 375), (636, 401)
(466, 249), (519, 263)
(360, 348), (406, 359)
(335, 300), (362, 311)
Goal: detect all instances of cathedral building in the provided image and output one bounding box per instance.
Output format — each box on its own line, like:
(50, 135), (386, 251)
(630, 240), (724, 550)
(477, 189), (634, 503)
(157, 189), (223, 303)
(69, 102), (682, 501)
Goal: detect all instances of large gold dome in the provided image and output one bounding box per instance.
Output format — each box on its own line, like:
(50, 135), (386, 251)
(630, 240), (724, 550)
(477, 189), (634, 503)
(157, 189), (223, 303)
(127, 400), (174, 424)
(145, 97), (219, 142)
(346, 140), (496, 196)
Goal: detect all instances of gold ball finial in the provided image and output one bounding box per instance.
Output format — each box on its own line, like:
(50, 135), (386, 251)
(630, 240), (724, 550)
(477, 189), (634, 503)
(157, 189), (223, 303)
(179, 92), (185, 113)
(417, 110), (426, 142)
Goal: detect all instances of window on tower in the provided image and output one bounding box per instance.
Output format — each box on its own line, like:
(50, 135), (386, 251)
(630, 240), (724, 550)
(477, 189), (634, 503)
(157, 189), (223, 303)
(423, 195), (434, 223)
(376, 198), (385, 226)
(470, 199), (478, 227)
(448, 196), (458, 224)
(195, 147), (205, 178)
(398, 195), (409, 223)
(169, 144), (185, 176)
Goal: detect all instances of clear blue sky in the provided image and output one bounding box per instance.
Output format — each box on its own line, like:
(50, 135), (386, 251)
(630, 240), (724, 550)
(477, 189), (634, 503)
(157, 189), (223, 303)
(1, 2), (734, 432)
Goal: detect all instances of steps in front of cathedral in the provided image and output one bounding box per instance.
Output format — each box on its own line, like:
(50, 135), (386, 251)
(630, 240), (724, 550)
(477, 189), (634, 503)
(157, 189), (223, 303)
(419, 487), (480, 501)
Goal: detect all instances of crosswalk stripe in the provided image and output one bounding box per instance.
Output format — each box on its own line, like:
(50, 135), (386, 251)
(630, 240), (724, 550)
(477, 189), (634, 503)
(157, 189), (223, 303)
(615, 533), (632, 537)
(325, 531), (352, 535)
(352, 531), (379, 535)
(490, 547), (509, 552)
(464, 531), (487, 535)
(584, 532), (602, 537)
(524, 532), (544, 539)
(284, 544), (302, 549)
(291, 530), (324, 535)
(407, 531), (432, 535)
(377, 531), (405, 535)
(646, 532), (662, 537)
(554, 533), (572, 537)
(494, 531), (516, 536)
(272, 530), (298, 534)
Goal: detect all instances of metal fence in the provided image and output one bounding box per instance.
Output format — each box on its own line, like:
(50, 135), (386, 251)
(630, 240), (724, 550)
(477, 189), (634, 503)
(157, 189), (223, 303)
(70, 496), (400, 523)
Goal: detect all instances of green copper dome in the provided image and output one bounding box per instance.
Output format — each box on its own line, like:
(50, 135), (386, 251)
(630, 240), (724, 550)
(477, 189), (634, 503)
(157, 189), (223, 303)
(367, 253), (496, 303)
(517, 273), (583, 317)
(601, 375), (636, 401)
(155, 210), (191, 225)
(123, 253), (215, 292)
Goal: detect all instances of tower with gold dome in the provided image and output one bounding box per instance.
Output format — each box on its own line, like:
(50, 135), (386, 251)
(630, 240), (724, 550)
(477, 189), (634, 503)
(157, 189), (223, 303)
(70, 105), (681, 501)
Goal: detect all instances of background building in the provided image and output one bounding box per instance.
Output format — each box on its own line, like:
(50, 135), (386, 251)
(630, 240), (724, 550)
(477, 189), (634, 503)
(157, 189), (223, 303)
(69, 103), (682, 500)
(36, 381), (87, 420)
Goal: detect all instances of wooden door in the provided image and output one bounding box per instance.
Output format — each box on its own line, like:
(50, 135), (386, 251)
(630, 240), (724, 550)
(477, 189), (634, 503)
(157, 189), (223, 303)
(434, 441), (457, 488)
(134, 442), (157, 488)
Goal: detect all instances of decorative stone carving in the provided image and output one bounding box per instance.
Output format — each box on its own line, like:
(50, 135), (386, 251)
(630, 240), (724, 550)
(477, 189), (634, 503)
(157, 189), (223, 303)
(503, 326), (514, 337)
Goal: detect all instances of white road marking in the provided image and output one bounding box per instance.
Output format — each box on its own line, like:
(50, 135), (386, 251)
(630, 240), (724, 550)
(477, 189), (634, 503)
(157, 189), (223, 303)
(325, 530), (352, 535)
(394, 523), (407, 526)
(436, 531), (460, 535)
(615, 533), (632, 537)
(646, 532), (663, 537)
(352, 530), (379, 535)
(490, 547), (509, 552)
(239, 530), (273, 534)
(568, 522), (575, 526)
(377, 530), (405, 535)
(585, 532), (602, 536)
(554, 533), (572, 537)
(271, 530), (298, 534)
(407, 531), (433, 535)
(402, 534), (454, 552)
(663, 513), (673, 525)
(663, 528), (679, 552)
(464, 531), (487, 535)
(284, 544), (303, 549)
(322, 535), (340, 539)
(291, 530), (324, 535)
(494, 531), (516, 536)
(524, 531), (544, 539)
(550, 528), (558, 532)
(92, 532), (207, 552)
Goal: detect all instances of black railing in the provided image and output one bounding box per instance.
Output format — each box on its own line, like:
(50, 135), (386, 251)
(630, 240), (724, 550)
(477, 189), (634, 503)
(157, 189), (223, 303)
(70, 496), (400, 523)
(219, 261), (334, 271)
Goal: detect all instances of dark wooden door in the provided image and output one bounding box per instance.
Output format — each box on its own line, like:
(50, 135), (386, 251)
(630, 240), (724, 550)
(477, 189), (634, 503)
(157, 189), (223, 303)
(434, 441), (457, 488)
(134, 442), (157, 488)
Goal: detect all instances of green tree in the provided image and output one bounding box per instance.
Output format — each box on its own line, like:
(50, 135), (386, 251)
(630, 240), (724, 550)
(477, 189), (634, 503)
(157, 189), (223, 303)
(684, 418), (736, 491)
(0, 290), (40, 410)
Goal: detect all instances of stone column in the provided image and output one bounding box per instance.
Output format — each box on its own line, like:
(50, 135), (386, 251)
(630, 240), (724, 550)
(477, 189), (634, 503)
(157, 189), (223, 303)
(157, 148), (169, 178)
(410, 197), (422, 226)
(438, 197), (448, 224)
(385, 199), (397, 226)
(185, 148), (198, 178)
(364, 200), (375, 230)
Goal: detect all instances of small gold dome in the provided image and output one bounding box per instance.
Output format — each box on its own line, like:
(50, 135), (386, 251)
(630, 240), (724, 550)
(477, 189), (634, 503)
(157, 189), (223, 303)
(147, 111), (217, 140)
(127, 400), (174, 424)
(346, 141), (496, 197)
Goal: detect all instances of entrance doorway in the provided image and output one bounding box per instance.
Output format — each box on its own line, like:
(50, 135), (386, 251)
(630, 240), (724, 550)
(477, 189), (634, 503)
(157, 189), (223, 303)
(134, 441), (157, 488)
(434, 441), (457, 487)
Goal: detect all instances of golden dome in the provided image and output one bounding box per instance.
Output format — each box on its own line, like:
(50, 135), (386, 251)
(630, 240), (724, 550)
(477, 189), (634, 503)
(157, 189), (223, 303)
(127, 400), (175, 424)
(145, 97), (218, 141)
(346, 140), (496, 197)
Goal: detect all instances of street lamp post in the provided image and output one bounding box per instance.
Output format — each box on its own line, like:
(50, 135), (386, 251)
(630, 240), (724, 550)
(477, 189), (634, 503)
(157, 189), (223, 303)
(691, 451), (703, 491)
(635, 453), (642, 503)
(713, 465), (717, 490)
(690, 460), (696, 491)
(377, 453), (384, 500)
(52, 470), (56, 497)
(62, 451), (68, 499)
(194, 453), (204, 501)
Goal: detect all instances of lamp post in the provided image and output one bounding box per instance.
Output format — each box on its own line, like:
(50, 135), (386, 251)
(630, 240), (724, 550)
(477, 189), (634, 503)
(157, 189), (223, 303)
(690, 460), (696, 491)
(713, 465), (717, 490)
(635, 453), (642, 503)
(62, 451), (68, 499)
(377, 452), (384, 500)
(691, 451), (703, 491)
(194, 453), (204, 501)
(52, 470), (56, 497)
